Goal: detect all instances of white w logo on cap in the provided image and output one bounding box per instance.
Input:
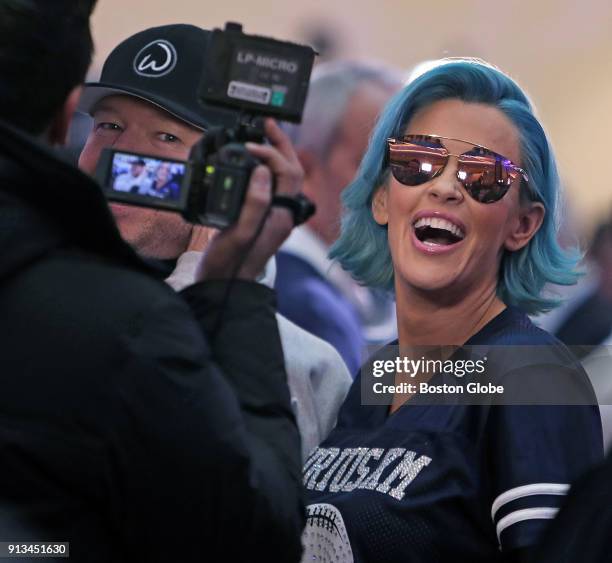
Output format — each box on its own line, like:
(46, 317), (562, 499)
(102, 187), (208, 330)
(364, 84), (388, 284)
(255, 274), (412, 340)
(133, 40), (178, 78)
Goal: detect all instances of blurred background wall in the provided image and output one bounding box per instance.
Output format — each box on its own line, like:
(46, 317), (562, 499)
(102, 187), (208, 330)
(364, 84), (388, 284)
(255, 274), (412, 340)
(89, 0), (612, 239)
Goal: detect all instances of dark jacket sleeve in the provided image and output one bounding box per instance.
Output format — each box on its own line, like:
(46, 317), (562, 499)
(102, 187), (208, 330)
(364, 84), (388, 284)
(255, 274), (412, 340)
(110, 279), (304, 562)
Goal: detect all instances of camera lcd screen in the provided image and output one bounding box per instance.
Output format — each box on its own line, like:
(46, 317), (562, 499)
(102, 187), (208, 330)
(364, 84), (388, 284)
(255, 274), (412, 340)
(99, 151), (190, 212)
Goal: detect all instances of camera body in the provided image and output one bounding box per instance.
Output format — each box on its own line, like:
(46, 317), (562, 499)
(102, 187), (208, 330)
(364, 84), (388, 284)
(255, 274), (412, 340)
(187, 138), (261, 227)
(95, 22), (316, 228)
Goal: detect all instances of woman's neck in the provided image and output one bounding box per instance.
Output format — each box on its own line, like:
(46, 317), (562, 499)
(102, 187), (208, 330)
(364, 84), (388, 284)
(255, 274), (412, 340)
(395, 280), (507, 347)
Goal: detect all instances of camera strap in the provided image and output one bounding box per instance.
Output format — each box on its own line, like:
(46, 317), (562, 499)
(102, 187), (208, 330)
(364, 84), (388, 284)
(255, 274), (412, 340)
(271, 193), (315, 226)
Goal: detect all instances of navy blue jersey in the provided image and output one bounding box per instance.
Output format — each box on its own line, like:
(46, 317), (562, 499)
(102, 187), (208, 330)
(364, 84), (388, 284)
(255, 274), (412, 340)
(302, 307), (603, 563)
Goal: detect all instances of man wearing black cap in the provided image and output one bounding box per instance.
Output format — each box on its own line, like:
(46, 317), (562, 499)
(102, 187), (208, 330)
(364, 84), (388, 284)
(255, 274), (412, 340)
(78, 24), (352, 459)
(0, 3), (305, 561)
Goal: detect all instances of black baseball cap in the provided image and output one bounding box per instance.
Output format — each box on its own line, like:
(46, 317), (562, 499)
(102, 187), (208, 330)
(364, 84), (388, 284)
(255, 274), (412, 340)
(78, 24), (237, 130)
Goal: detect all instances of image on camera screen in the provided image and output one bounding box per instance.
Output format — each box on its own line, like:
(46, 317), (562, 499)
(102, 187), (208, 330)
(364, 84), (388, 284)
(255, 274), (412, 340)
(111, 152), (186, 202)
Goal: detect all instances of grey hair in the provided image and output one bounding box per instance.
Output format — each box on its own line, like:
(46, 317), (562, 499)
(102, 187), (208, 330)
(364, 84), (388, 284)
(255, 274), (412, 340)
(286, 60), (405, 161)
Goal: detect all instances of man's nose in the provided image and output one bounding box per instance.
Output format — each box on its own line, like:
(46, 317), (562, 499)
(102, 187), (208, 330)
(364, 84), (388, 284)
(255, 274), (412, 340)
(109, 130), (143, 153)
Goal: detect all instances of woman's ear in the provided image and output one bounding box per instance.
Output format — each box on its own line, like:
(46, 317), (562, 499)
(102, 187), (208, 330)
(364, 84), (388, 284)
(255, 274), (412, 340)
(371, 185), (389, 225)
(504, 201), (545, 252)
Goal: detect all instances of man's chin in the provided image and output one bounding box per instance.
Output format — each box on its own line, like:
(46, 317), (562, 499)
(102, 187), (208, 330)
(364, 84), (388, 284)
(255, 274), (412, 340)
(109, 204), (145, 249)
(108, 204), (192, 259)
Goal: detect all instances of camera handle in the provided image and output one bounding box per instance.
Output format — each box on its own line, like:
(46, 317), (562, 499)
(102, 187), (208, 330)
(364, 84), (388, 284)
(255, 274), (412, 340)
(202, 113), (266, 149)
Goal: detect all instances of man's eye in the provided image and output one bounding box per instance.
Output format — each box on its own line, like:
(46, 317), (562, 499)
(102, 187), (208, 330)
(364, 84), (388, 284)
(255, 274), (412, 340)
(96, 122), (122, 132)
(158, 133), (180, 143)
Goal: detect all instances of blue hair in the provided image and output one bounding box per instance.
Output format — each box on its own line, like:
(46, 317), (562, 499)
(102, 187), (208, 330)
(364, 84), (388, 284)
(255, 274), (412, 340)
(330, 60), (580, 315)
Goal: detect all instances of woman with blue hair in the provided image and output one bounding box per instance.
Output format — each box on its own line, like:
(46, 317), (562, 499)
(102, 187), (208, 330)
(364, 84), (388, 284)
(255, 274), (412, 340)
(301, 59), (602, 563)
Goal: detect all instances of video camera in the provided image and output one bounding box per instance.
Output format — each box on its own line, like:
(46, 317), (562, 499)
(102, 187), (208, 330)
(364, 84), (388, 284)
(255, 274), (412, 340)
(95, 22), (316, 228)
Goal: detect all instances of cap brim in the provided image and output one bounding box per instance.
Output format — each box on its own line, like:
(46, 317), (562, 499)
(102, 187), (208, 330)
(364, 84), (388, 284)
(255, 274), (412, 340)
(78, 82), (211, 131)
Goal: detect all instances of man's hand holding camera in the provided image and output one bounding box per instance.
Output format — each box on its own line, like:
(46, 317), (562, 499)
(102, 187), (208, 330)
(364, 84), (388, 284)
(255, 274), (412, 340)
(195, 118), (304, 282)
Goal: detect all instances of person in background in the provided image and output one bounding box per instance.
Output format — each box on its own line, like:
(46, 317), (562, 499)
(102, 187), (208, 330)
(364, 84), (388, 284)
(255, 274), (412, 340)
(565, 218), (612, 452)
(276, 61), (405, 375)
(77, 24), (352, 459)
(554, 218), (612, 348)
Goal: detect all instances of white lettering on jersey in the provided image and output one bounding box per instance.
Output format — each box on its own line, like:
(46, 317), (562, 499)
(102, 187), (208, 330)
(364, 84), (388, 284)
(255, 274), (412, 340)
(304, 446), (432, 501)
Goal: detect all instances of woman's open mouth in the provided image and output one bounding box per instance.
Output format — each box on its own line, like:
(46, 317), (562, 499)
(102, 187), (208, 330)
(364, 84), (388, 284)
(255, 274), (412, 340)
(412, 216), (465, 253)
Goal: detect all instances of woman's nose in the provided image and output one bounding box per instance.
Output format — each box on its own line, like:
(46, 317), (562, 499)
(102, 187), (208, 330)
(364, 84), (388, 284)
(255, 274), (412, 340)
(426, 156), (464, 204)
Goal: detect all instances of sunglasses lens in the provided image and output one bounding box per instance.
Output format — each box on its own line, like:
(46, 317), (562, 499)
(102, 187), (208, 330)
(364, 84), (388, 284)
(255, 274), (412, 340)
(388, 138), (523, 203)
(388, 142), (446, 186)
(459, 152), (514, 203)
